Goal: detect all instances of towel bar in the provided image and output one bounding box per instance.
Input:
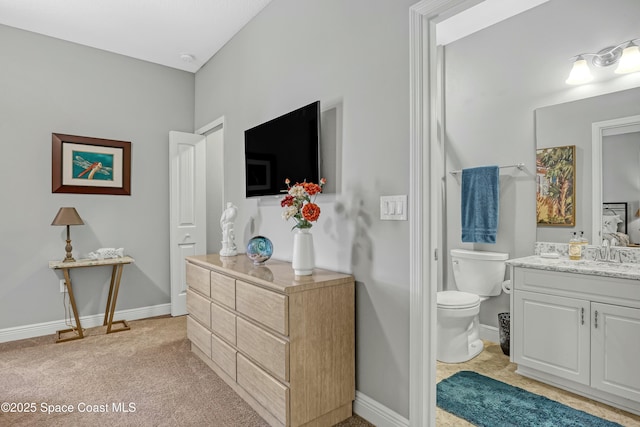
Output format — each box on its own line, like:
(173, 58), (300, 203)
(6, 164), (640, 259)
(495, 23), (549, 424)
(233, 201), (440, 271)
(449, 163), (525, 176)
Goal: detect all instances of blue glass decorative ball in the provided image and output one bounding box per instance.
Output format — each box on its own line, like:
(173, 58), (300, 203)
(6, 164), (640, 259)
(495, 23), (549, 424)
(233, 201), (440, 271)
(246, 236), (273, 265)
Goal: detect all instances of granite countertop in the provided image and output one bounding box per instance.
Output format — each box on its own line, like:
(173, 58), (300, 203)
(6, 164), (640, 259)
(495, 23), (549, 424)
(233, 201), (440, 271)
(507, 255), (640, 281)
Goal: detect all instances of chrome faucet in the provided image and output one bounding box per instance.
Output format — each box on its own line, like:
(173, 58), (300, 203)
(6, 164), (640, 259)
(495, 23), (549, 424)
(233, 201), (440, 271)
(599, 239), (610, 261)
(598, 239), (621, 262)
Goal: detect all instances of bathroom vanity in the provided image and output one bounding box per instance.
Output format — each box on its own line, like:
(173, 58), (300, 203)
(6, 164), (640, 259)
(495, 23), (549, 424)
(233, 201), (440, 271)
(507, 256), (640, 416)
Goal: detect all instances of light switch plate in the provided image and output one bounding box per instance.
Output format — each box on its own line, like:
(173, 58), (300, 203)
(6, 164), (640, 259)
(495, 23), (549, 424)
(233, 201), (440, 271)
(60, 279), (67, 293)
(380, 195), (408, 220)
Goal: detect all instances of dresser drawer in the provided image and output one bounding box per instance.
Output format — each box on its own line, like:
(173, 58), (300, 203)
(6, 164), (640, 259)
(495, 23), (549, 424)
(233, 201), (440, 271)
(237, 317), (289, 382)
(211, 270), (236, 309)
(237, 353), (289, 425)
(187, 316), (211, 357)
(236, 280), (288, 335)
(187, 289), (211, 328)
(186, 262), (210, 297)
(211, 333), (237, 381)
(211, 301), (236, 345)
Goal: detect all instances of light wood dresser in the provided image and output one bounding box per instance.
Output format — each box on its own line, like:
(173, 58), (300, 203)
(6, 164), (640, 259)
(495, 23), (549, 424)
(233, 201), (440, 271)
(185, 254), (355, 427)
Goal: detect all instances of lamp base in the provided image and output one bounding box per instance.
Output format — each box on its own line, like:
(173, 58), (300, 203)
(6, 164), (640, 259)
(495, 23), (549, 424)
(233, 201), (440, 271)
(63, 238), (75, 262)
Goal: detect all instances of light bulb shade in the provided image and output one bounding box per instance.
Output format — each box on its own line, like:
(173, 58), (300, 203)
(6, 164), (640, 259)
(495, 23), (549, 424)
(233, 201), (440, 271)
(566, 58), (593, 85)
(615, 44), (640, 74)
(51, 207), (84, 226)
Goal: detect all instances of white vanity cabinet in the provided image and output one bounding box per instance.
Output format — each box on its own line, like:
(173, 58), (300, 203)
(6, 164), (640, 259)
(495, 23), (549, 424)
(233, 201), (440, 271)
(511, 265), (640, 415)
(514, 290), (590, 385)
(591, 302), (640, 401)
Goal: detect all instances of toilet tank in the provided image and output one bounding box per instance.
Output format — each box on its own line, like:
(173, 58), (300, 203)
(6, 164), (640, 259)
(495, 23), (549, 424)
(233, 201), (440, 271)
(450, 249), (508, 297)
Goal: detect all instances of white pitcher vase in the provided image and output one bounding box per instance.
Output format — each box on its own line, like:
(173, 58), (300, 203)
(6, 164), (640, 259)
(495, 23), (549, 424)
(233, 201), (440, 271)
(292, 228), (315, 276)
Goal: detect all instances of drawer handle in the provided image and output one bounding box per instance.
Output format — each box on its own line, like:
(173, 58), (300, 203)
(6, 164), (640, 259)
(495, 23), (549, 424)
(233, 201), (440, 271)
(594, 310), (598, 329)
(581, 307), (584, 325)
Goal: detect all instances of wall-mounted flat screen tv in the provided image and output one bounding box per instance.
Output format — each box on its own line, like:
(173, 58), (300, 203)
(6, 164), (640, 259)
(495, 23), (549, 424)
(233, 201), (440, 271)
(244, 101), (320, 197)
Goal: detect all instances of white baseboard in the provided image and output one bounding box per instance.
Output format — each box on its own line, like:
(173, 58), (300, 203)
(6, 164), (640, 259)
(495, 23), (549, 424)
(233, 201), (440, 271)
(0, 303), (171, 343)
(353, 391), (409, 427)
(479, 323), (499, 343)
(351, 325), (502, 427)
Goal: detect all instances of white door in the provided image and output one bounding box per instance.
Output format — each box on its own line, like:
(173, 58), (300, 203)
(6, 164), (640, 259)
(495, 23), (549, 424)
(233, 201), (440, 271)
(591, 302), (640, 401)
(169, 131), (207, 316)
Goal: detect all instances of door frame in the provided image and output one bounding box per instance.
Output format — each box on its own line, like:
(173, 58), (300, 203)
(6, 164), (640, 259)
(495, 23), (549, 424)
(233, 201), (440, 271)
(196, 116), (225, 136)
(409, 1), (479, 425)
(196, 115), (225, 215)
(168, 116), (224, 316)
(197, 115), (226, 254)
(169, 131), (207, 316)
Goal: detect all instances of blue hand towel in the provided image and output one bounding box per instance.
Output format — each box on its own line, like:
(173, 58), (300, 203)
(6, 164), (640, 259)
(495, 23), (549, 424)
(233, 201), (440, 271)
(461, 166), (499, 243)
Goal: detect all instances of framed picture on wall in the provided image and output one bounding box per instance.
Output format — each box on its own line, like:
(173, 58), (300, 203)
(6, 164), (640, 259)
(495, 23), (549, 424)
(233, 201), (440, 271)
(536, 145), (575, 226)
(52, 133), (131, 195)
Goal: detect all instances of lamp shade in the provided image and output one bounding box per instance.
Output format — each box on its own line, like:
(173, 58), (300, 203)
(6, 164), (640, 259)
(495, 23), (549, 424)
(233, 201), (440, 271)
(51, 207), (84, 226)
(615, 44), (640, 74)
(566, 57), (593, 85)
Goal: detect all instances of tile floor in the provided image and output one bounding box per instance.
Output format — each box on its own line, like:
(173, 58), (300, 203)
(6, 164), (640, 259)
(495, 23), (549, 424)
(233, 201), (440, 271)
(436, 341), (640, 426)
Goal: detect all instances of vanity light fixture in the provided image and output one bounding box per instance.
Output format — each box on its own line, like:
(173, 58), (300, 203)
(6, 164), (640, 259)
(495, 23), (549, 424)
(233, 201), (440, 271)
(566, 38), (640, 85)
(565, 56), (593, 85)
(615, 41), (640, 74)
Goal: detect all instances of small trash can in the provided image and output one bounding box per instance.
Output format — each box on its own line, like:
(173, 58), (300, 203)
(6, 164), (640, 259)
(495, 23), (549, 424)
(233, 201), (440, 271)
(498, 312), (510, 356)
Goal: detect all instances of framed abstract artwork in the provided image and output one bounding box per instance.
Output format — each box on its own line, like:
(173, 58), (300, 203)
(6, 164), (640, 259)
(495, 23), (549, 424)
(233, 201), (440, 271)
(536, 145), (575, 226)
(52, 133), (131, 195)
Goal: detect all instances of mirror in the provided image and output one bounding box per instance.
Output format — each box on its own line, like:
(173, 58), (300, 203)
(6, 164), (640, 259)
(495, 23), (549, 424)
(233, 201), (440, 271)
(593, 115), (640, 245)
(535, 87), (640, 245)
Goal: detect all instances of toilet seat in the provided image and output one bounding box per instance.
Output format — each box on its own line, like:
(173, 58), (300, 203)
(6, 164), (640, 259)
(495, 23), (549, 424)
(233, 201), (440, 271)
(437, 290), (480, 309)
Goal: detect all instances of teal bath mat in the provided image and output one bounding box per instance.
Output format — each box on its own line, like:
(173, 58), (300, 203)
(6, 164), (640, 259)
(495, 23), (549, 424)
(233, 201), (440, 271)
(437, 371), (622, 427)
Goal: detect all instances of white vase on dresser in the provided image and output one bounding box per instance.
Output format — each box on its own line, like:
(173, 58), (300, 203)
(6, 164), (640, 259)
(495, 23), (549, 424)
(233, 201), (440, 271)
(291, 228), (315, 276)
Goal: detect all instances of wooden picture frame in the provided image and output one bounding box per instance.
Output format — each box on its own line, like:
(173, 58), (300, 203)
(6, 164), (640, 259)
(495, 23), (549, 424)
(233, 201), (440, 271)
(536, 145), (575, 226)
(52, 133), (131, 195)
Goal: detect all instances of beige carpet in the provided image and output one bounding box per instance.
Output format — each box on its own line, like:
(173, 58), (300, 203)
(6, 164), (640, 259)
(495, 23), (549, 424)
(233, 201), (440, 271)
(0, 316), (372, 427)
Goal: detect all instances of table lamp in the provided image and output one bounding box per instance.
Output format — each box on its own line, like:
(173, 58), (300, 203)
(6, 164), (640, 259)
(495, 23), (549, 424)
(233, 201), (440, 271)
(51, 207), (84, 262)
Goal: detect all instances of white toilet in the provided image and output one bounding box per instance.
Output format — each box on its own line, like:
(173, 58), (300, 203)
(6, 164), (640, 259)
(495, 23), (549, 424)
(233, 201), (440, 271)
(437, 249), (508, 363)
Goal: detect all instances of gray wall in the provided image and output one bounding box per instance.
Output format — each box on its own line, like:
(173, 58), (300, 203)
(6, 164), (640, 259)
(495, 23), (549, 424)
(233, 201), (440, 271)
(443, 0), (640, 326)
(0, 25), (194, 328)
(195, 0), (414, 416)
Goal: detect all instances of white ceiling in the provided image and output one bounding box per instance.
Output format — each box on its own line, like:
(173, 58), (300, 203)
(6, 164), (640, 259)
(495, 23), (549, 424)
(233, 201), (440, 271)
(0, 0), (547, 74)
(0, 0), (273, 73)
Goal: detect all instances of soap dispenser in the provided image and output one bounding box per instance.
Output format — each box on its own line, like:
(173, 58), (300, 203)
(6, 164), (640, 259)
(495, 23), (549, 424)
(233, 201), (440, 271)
(569, 232), (581, 260)
(579, 231), (588, 258)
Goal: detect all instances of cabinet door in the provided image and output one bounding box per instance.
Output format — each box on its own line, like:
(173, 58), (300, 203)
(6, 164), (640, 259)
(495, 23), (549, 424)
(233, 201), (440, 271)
(591, 302), (640, 402)
(514, 290), (590, 385)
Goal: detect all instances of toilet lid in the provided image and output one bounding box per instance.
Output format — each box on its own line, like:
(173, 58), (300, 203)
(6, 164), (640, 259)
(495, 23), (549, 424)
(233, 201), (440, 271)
(437, 291), (480, 309)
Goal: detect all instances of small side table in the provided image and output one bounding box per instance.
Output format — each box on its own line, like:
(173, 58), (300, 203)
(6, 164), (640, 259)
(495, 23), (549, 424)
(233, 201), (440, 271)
(48, 256), (135, 343)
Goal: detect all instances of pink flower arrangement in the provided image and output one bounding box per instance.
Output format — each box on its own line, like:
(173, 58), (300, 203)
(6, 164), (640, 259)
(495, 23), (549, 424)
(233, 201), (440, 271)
(281, 178), (326, 229)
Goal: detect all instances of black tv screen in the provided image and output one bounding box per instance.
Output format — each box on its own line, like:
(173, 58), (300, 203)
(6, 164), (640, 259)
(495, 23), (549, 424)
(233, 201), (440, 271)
(244, 101), (320, 197)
